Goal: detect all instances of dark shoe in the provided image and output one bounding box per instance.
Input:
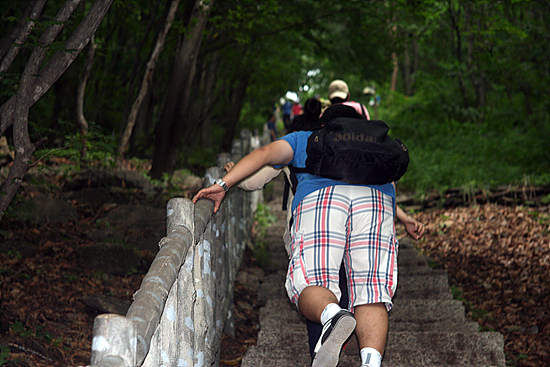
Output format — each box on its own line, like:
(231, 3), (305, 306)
(311, 310), (356, 367)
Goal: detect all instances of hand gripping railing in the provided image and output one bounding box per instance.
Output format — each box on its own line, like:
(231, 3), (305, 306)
(84, 129), (263, 367)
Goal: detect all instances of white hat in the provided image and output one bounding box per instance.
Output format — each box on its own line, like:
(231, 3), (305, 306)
(328, 79), (349, 100)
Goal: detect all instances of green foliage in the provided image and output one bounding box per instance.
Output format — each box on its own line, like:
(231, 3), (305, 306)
(63, 272), (80, 283)
(252, 203), (277, 269)
(2, 0), (548, 195)
(451, 285), (464, 301)
(9, 321), (55, 343)
(5, 195), (38, 223)
(0, 344), (10, 365)
(65, 126), (118, 164)
(254, 203), (276, 239)
(178, 145), (218, 175)
(451, 285), (495, 331)
(381, 83), (550, 192)
(95, 219), (111, 229)
(210, 0), (279, 44)
(32, 120), (118, 170)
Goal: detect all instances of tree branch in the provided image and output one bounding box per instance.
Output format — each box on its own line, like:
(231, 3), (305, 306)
(1, 0), (113, 136)
(0, 0), (47, 77)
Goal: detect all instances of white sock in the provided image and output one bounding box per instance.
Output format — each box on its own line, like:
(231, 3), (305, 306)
(360, 347), (382, 367)
(320, 303), (341, 325)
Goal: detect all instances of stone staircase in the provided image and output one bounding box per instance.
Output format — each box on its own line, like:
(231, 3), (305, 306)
(241, 178), (506, 367)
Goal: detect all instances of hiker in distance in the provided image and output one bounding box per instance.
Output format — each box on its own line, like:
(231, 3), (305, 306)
(193, 103), (423, 367)
(325, 78), (371, 118)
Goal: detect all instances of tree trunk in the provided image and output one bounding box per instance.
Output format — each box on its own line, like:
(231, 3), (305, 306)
(149, 0), (213, 180)
(220, 65), (251, 152)
(199, 53), (221, 149)
(120, 1), (163, 132)
(403, 46), (412, 96)
(0, 52), (43, 221)
(0, 0), (114, 220)
(448, 0), (470, 109)
(117, 0), (181, 163)
(403, 37), (419, 97)
(129, 87), (153, 157)
(463, 3), (486, 112)
(390, 51), (399, 92)
(76, 37), (96, 165)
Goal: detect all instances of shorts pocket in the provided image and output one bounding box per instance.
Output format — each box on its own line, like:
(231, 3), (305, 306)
(286, 229), (306, 304)
(289, 229), (304, 260)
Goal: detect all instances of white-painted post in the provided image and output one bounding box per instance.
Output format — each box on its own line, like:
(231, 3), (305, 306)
(90, 314), (136, 367)
(86, 128), (269, 367)
(175, 241), (196, 367)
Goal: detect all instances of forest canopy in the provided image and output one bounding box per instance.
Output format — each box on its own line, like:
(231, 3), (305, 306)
(1, 0), (549, 215)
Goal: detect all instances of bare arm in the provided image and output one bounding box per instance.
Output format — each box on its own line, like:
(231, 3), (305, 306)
(393, 182), (424, 240)
(192, 139), (293, 212)
(233, 165), (283, 191)
(395, 205), (425, 240)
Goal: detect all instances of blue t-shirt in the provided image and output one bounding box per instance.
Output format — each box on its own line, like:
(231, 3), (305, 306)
(277, 131), (396, 213)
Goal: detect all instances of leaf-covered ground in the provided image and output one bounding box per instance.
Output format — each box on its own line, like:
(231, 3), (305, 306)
(1, 199), (548, 366)
(0, 219), (147, 366)
(415, 203), (550, 367)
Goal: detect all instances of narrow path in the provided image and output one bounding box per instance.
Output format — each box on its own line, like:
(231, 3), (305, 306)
(242, 176), (506, 367)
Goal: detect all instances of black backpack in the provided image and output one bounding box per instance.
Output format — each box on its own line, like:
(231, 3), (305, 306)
(291, 117), (409, 185)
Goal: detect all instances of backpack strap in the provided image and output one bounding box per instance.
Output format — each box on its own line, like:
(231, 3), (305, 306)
(360, 103), (367, 119)
(282, 177), (290, 211)
(282, 166), (298, 211)
(289, 166), (298, 194)
(288, 164), (307, 176)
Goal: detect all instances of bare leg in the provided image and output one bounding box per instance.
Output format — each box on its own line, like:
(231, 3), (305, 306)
(300, 286), (355, 367)
(354, 303), (389, 355)
(298, 285), (339, 322)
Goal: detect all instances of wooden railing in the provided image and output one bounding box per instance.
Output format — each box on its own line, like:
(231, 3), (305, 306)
(85, 129), (265, 367)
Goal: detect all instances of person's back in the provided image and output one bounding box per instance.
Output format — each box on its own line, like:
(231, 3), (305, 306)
(194, 89), (425, 367)
(277, 103), (397, 367)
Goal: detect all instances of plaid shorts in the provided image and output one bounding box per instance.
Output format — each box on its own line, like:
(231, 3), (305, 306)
(285, 185), (398, 312)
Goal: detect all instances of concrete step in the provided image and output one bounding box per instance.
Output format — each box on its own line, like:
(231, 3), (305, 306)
(395, 270), (453, 300)
(343, 331), (505, 361)
(254, 321), (486, 355)
(243, 329), (505, 367)
(398, 264), (443, 276)
(388, 320), (480, 333)
(257, 271), (287, 303)
(241, 344), (311, 367)
(398, 247), (431, 269)
(389, 299), (468, 323)
(255, 300), (482, 347)
(382, 331), (506, 366)
(243, 334), (506, 367)
(337, 350), (505, 367)
(254, 323), (307, 348)
(258, 299), (303, 327)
